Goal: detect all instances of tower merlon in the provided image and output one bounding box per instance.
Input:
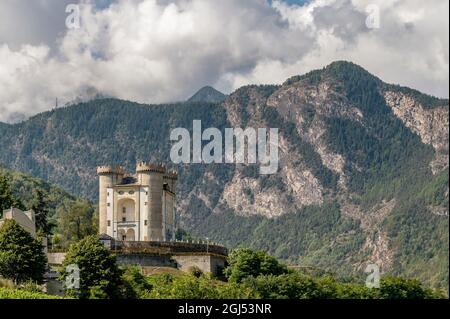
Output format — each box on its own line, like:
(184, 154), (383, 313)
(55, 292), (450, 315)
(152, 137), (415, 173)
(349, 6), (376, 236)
(136, 162), (166, 174)
(164, 170), (178, 180)
(97, 165), (126, 175)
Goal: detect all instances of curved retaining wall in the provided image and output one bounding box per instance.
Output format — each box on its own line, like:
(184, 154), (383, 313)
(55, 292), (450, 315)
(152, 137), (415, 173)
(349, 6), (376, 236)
(112, 241), (228, 257)
(48, 241), (228, 276)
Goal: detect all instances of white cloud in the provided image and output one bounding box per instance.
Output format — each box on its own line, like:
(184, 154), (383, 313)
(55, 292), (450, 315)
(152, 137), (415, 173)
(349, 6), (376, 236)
(0, 0), (448, 122)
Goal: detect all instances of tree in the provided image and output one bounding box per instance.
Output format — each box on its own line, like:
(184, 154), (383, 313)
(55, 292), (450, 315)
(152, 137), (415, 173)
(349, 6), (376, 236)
(30, 188), (54, 236)
(243, 273), (330, 299)
(56, 200), (97, 245)
(175, 228), (189, 241)
(224, 248), (288, 283)
(0, 219), (47, 284)
(376, 276), (443, 299)
(60, 235), (123, 299)
(0, 174), (24, 215)
(121, 266), (153, 299)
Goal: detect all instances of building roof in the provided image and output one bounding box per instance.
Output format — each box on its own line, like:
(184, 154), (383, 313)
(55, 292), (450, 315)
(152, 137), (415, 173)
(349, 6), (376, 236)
(0, 207), (36, 238)
(98, 233), (115, 241)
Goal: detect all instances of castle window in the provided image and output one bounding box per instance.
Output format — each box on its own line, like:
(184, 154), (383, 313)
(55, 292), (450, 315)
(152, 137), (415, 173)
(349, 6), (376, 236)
(119, 191), (124, 195)
(129, 191), (135, 195)
(122, 217), (126, 222)
(107, 203), (110, 207)
(122, 207), (126, 214)
(107, 220), (111, 227)
(145, 192), (148, 195)
(144, 220), (148, 226)
(107, 192), (110, 196)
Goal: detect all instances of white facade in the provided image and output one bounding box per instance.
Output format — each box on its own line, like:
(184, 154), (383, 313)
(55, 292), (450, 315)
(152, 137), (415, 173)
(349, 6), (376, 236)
(98, 163), (177, 242)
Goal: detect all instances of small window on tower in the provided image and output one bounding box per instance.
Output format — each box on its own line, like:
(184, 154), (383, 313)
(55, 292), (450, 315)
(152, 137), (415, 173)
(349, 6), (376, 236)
(107, 192), (110, 196)
(122, 207), (126, 214)
(146, 192), (148, 195)
(107, 203), (110, 207)
(144, 220), (148, 226)
(107, 220), (111, 227)
(122, 217), (126, 222)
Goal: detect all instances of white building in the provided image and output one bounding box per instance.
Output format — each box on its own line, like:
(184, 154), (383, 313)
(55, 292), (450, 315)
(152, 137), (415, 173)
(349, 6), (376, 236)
(0, 207), (36, 238)
(97, 162), (177, 242)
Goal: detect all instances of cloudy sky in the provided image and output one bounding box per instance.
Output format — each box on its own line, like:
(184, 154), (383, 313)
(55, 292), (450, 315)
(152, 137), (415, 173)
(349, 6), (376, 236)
(0, 0), (448, 122)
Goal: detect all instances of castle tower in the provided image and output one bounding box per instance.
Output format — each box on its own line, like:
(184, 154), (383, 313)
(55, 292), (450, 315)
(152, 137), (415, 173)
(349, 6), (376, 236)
(163, 170), (178, 241)
(97, 166), (124, 235)
(136, 162), (166, 241)
(97, 162), (177, 242)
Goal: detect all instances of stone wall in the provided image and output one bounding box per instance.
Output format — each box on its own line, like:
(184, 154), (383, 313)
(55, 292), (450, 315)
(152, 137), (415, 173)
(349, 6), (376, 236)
(112, 241), (228, 256)
(47, 252), (66, 265)
(115, 253), (227, 276)
(173, 254), (226, 276)
(47, 241), (228, 277)
(116, 254), (176, 268)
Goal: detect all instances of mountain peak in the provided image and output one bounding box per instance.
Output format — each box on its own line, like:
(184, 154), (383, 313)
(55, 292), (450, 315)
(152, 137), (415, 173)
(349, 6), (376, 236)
(283, 60), (377, 87)
(188, 86), (226, 103)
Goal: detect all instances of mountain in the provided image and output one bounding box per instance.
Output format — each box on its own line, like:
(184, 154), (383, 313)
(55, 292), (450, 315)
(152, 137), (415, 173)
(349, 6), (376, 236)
(0, 61), (448, 289)
(188, 86), (227, 103)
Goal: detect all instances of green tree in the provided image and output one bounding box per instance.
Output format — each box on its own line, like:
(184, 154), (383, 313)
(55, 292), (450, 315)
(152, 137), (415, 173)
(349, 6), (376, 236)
(0, 220), (47, 284)
(30, 188), (54, 236)
(56, 200), (97, 245)
(224, 248), (288, 283)
(0, 174), (24, 215)
(376, 276), (443, 299)
(121, 266), (153, 299)
(60, 235), (123, 299)
(243, 273), (339, 299)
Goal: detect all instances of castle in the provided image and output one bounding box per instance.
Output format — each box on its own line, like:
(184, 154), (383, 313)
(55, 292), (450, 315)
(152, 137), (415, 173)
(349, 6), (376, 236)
(44, 163), (227, 294)
(97, 162), (178, 242)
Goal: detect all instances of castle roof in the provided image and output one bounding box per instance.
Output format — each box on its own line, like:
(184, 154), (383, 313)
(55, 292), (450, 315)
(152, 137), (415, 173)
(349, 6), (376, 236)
(97, 166), (126, 175)
(97, 162), (178, 181)
(136, 162), (166, 174)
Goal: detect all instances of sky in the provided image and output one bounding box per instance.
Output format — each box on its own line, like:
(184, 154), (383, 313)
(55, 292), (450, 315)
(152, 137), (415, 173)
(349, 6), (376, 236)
(0, 0), (448, 122)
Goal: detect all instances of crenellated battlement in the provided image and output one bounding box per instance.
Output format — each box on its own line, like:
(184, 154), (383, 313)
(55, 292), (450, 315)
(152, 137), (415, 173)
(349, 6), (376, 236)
(136, 162), (166, 174)
(164, 170), (178, 180)
(97, 165), (126, 175)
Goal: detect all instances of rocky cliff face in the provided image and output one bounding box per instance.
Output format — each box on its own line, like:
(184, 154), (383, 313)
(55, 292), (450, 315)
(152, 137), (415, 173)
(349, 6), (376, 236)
(384, 91), (449, 174)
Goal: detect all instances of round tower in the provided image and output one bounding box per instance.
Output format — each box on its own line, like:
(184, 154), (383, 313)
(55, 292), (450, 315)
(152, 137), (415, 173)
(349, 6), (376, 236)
(97, 166), (125, 235)
(163, 170), (178, 241)
(136, 162), (166, 241)
(163, 170), (178, 193)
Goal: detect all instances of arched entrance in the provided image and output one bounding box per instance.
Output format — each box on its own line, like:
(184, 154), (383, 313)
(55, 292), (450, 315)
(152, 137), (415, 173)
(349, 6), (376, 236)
(118, 229), (126, 241)
(126, 228), (135, 242)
